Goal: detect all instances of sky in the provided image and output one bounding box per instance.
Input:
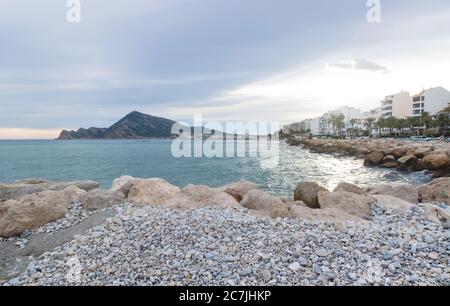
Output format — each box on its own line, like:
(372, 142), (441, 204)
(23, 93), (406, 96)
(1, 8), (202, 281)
(1, 0), (450, 139)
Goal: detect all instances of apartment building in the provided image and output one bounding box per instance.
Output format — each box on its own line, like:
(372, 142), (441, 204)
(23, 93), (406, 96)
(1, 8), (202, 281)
(380, 91), (411, 118)
(411, 87), (450, 117)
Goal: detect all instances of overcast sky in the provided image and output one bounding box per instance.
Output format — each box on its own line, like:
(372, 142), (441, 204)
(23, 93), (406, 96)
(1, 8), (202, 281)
(1, 0), (450, 138)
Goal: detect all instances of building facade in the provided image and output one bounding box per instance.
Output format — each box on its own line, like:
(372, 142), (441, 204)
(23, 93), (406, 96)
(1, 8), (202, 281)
(380, 91), (411, 118)
(412, 87), (450, 117)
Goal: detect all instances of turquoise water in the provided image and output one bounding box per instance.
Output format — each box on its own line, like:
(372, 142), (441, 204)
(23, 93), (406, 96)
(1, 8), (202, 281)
(0, 140), (432, 197)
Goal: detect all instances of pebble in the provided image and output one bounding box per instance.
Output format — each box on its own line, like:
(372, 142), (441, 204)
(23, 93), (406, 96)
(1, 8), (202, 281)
(4, 203), (449, 286)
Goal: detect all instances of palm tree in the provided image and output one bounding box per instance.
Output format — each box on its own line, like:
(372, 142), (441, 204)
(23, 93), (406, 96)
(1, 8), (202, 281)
(436, 113), (449, 136)
(421, 112), (433, 132)
(376, 117), (386, 136)
(385, 117), (397, 137)
(365, 117), (376, 137)
(407, 116), (421, 136)
(328, 113), (345, 137)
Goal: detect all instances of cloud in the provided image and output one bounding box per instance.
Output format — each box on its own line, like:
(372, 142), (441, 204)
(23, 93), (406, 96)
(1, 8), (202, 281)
(328, 58), (389, 73)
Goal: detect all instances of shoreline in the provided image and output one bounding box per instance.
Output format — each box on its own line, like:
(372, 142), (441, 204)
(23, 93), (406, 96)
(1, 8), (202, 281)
(286, 137), (450, 178)
(1, 176), (449, 285)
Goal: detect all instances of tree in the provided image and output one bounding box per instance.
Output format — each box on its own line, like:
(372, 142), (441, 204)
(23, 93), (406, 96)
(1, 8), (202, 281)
(328, 113), (345, 137)
(436, 113), (449, 136)
(385, 117), (397, 136)
(407, 116), (421, 136)
(365, 117), (376, 136)
(421, 112), (433, 130)
(376, 117), (386, 136)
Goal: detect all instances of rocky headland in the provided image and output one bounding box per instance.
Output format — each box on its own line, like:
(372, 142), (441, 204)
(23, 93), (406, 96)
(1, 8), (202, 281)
(287, 138), (450, 177)
(1, 176), (449, 286)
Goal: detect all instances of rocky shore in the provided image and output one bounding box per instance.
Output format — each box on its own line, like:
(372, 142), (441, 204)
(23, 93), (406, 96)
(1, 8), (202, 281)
(1, 176), (449, 286)
(287, 138), (450, 177)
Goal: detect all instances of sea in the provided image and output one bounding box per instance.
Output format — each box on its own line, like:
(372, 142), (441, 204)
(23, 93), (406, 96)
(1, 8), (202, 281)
(0, 139), (433, 197)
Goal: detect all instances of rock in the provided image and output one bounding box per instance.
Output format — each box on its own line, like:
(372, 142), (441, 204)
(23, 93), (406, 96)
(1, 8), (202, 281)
(396, 155), (418, 171)
(413, 146), (434, 159)
(289, 262), (301, 272)
(423, 204), (450, 228)
(0, 188), (75, 237)
(80, 189), (125, 210)
(241, 190), (289, 218)
(371, 195), (414, 211)
(318, 191), (376, 219)
(421, 154), (450, 170)
(289, 206), (366, 224)
(0, 180), (99, 202)
(127, 178), (180, 206)
(163, 184), (239, 210)
(282, 200), (308, 210)
(15, 179), (51, 185)
(392, 147), (407, 159)
(418, 178), (450, 204)
(367, 183), (419, 203)
(110, 176), (140, 197)
(262, 270), (271, 282)
(333, 182), (364, 195)
(294, 182), (328, 209)
(364, 151), (385, 166)
(60, 186), (86, 203)
(380, 155), (398, 168)
(220, 181), (259, 202)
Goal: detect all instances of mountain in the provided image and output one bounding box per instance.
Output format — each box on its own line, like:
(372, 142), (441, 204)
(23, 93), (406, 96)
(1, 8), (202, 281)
(57, 111), (177, 140)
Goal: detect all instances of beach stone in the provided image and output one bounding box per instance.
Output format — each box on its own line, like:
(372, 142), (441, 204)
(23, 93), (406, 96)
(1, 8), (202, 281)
(333, 182), (364, 195)
(127, 178), (180, 206)
(110, 175), (141, 198)
(413, 146), (434, 159)
(318, 191), (375, 219)
(80, 189), (125, 210)
(421, 154), (450, 170)
(220, 181), (259, 202)
(289, 206), (366, 223)
(396, 155), (418, 171)
(392, 147), (407, 159)
(367, 183), (419, 203)
(241, 190), (289, 218)
(418, 178), (450, 204)
(0, 188), (75, 237)
(380, 155), (398, 168)
(364, 151), (385, 166)
(163, 184), (239, 210)
(14, 179), (51, 185)
(294, 182), (328, 209)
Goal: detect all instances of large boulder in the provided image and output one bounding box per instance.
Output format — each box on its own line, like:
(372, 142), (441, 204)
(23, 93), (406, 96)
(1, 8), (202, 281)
(110, 175), (141, 197)
(0, 187), (78, 237)
(418, 178), (450, 204)
(0, 180), (99, 202)
(424, 205), (450, 228)
(294, 182), (328, 209)
(80, 189), (125, 210)
(421, 154), (450, 170)
(220, 181), (259, 202)
(363, 151), (384, 166)
(392, 147), (407, 159)
(380, 155), (397, 168)
(333, 182), (364, 195)
(318, 191), (376, 219)
(367, 183), (419, 203)
(290, 206), (366, 224)
(241, 189), (290, 218)
(396, 155), (418, 171)
(127, 178), (180, 206)
(413, 146), (434, 159)
(163, 184), (239, 210)
(371, 194), (414, 211)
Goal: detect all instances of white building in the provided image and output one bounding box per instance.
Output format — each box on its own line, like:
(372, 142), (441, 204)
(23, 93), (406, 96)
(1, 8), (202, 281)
(380, 91), (411, 118)
(412, 87), (450, 117)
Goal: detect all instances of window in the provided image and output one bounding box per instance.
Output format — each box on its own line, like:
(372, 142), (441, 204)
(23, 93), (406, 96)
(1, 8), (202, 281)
(421, 96), (425, 101)
(413, 96), (421, 102)
(413, 103), (421, 109)
(413, 110), (421, 115)
(421, 103), (424, 107)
